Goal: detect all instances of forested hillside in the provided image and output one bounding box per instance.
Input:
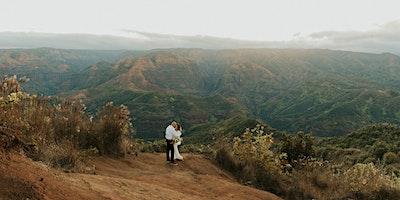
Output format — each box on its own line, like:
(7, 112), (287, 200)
(2, 48), (400, 138)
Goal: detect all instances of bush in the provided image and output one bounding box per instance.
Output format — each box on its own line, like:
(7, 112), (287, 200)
(138, 140), (166, 153)
(180, 144), (214, 155)
(287, 161), (400, 200)
(232, 125), (282, 173)
(215, 148), (241, 176)
(345, 187), (400, 200)
(215, 125), (287, 196)
(0, 76), (136, 170)
(335, 163), (400, 200)
(383, 152), (399, 165)
(253, 163), (285, 195)
(279, 132), (315, 165)
(40, 142), (79, 170)
(371, 141), (390, 160)
(93, 102), (133, 156)
(215, 147), (285, 196)
(216, 123), (400, 200)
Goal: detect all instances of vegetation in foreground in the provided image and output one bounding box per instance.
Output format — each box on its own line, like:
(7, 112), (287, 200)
(0, 75), (135, 171)
(214, 125), (400, 200)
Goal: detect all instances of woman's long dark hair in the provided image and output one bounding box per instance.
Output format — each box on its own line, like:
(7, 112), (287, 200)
(176, 124), (182, 131)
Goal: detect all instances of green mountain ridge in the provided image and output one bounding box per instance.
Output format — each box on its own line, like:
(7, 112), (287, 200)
(0, 48), (135, 94)
(1, 48), (400, 139)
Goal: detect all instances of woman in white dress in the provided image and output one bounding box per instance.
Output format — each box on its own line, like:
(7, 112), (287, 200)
(173, 124), (183, 161)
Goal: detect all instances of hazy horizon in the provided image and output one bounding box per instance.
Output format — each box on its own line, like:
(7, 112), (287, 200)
(1, 0), (400, 54)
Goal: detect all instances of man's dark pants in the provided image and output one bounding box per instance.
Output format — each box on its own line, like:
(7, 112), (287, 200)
(166, 139), (174, 162)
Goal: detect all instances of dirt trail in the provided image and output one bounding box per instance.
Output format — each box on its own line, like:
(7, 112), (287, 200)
(0, 153), (281, 200)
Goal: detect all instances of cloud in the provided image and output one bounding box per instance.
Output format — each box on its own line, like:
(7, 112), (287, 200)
(0, 30), (282, 50)
(0, 21), (400, 55)
(299, 20), (400, 54)
(0, 32), (148, 50)
(309, 21), (400, 41)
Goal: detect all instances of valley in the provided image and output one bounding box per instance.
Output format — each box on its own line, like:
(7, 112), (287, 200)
(2, 48), (400, 138)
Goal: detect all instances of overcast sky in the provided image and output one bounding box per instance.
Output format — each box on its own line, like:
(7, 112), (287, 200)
(1, 0), (399, 41)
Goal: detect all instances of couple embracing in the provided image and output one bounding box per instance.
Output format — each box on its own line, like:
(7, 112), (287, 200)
(165, 121), (183, 165)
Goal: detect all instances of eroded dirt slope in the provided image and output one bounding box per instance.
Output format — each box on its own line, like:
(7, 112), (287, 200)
(0, 153), (281, 200)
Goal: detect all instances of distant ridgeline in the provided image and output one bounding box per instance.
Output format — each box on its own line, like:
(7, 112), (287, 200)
(1, 48), (400, 139)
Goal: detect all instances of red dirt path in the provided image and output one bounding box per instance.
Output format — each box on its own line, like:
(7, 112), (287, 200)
(0, 153), (281, 200)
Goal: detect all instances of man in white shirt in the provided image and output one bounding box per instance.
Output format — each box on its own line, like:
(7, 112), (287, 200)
(165, 121), (178, 165)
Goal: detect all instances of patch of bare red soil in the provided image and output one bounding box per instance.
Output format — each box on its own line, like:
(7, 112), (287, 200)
(0, 153), (281, 200)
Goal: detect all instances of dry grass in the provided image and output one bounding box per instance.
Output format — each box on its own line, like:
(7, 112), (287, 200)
(0, 76), (134, 171)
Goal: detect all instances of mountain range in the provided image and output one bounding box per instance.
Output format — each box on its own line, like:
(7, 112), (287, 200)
(2, 23), (400, 55)
(1, 48), (400, 139)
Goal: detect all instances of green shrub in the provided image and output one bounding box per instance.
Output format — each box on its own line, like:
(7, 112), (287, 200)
(383, 152), (399, 165)
(232, 125), (282, 173)
(279, 132), (315, 165)
(180, 144), (214, 155)
(215, 125), (288, 196)
(138, 140), (166, 153)
(371, 141), (390, 160)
